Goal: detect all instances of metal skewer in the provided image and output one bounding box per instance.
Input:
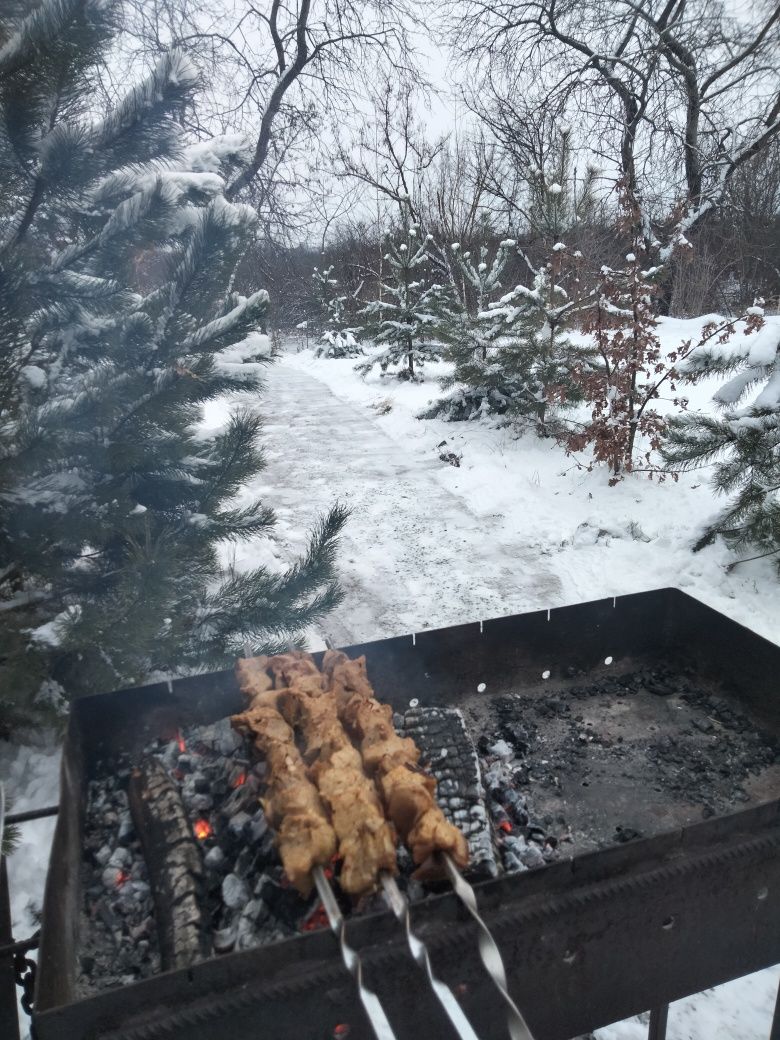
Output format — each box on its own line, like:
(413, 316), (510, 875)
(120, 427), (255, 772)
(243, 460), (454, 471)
(381, 872), (481, 1040)
(442, 854), (536, 1040)
(313, 865), (398, 1040)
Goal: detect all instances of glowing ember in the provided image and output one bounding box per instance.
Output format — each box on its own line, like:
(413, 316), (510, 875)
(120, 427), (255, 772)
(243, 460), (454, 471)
(193, 819), (212, 840)
(332, 1025), (351, 1038)
(232, 771), (247, 788)
(302, 903), (329, 932)
(115, 869), (130, 888)
(498, 820), (513, 834)
(176, 730), (186, 753)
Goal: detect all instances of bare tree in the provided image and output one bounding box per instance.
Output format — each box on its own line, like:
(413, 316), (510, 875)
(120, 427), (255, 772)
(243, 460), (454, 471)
(444, 0), (780, 302)
(334, 74), (444, 228)
(104, 0), (417, 234)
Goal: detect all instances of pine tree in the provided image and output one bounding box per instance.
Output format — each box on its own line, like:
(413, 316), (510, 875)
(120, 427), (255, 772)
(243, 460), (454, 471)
(0, 0), (346, 729)
(357, 228), (448, 381)
(425, 239), (516, 420)
(311, 264), (362, 358)
(427, 242), (583, 430)
(486, 246), (585, 433)
(526, 126), (597, 242)
(663, 306), (777, 567)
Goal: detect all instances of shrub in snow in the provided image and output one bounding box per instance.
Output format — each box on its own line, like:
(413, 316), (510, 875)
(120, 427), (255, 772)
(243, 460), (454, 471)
(357, 230), (449, 381)
(0, 1), (345, 728)
(663, 307), (777, 569)
(564, 208), (762, 484)
(564, 254), (671, 479)
(311, 265), (362, 357)
(317, 329), (362, 358)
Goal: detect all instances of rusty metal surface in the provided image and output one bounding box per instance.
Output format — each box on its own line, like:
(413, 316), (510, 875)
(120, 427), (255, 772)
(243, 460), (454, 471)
(30, 588), (780, 1040)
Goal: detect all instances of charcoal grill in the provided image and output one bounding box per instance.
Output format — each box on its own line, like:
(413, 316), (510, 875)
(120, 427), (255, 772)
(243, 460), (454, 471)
(2, 587), (780, 1040)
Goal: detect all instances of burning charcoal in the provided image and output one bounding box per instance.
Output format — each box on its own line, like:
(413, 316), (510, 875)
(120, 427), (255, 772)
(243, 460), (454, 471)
(95, 844), (113, 867)
(177, 754), (193, 773)
(402, 705), (498, 880)
(213, 924), (237, 954)
(248, 809), (268, 845)
(222, 873), (250, 910)
(204, 846), (227, 872)
(101, 866), (126, 890)
(227, 810), (251, 840)
(518, 843), (546, 870)
(228, 764), (249, 788)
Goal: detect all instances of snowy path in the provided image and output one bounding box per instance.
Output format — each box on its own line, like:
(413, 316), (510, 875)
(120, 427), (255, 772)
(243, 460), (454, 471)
(247, 359), (563, 646)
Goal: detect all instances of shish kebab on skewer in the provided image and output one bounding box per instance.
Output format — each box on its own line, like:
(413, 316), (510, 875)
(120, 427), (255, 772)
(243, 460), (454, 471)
(235, 651), (397, 895)
(230, 659), (337, 896)
(233, 653), (401, 1040)
(270, 652), (399, 893)
(233, 650), (469, 895)
(232, 651), (525, 1040)
(322, 649), (469, 879)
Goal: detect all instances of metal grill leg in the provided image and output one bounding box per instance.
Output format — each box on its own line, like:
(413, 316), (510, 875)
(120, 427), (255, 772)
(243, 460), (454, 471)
(770, 974), (780, 1040)
(0, 860), (20, 1040)
(648, 1005), (669, 1040)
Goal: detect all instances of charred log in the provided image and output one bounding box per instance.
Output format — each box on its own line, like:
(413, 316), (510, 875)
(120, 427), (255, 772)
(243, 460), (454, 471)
(128, 762), (210, 970)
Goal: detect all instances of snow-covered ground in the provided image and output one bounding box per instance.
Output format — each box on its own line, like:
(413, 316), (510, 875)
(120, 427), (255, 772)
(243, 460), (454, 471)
(208, 315), (780, 648)
(3, 313), (778, 1038)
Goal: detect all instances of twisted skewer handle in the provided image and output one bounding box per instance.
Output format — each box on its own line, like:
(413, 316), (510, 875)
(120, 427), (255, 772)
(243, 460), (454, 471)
(442, 855), (536, 1040)
(381, 873), (481, 1040)
(313, 866), (398, 1040)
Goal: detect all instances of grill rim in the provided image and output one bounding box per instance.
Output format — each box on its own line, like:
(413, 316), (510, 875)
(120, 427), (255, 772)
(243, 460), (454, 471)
(32, 587), (780, 1040)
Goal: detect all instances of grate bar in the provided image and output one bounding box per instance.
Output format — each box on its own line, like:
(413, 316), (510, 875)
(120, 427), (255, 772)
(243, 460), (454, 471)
(442, 854), (535, 1040)
(5, 805), (59, 825)
(381, 873), (481, 1040)
(312, 866), (398, 1040)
